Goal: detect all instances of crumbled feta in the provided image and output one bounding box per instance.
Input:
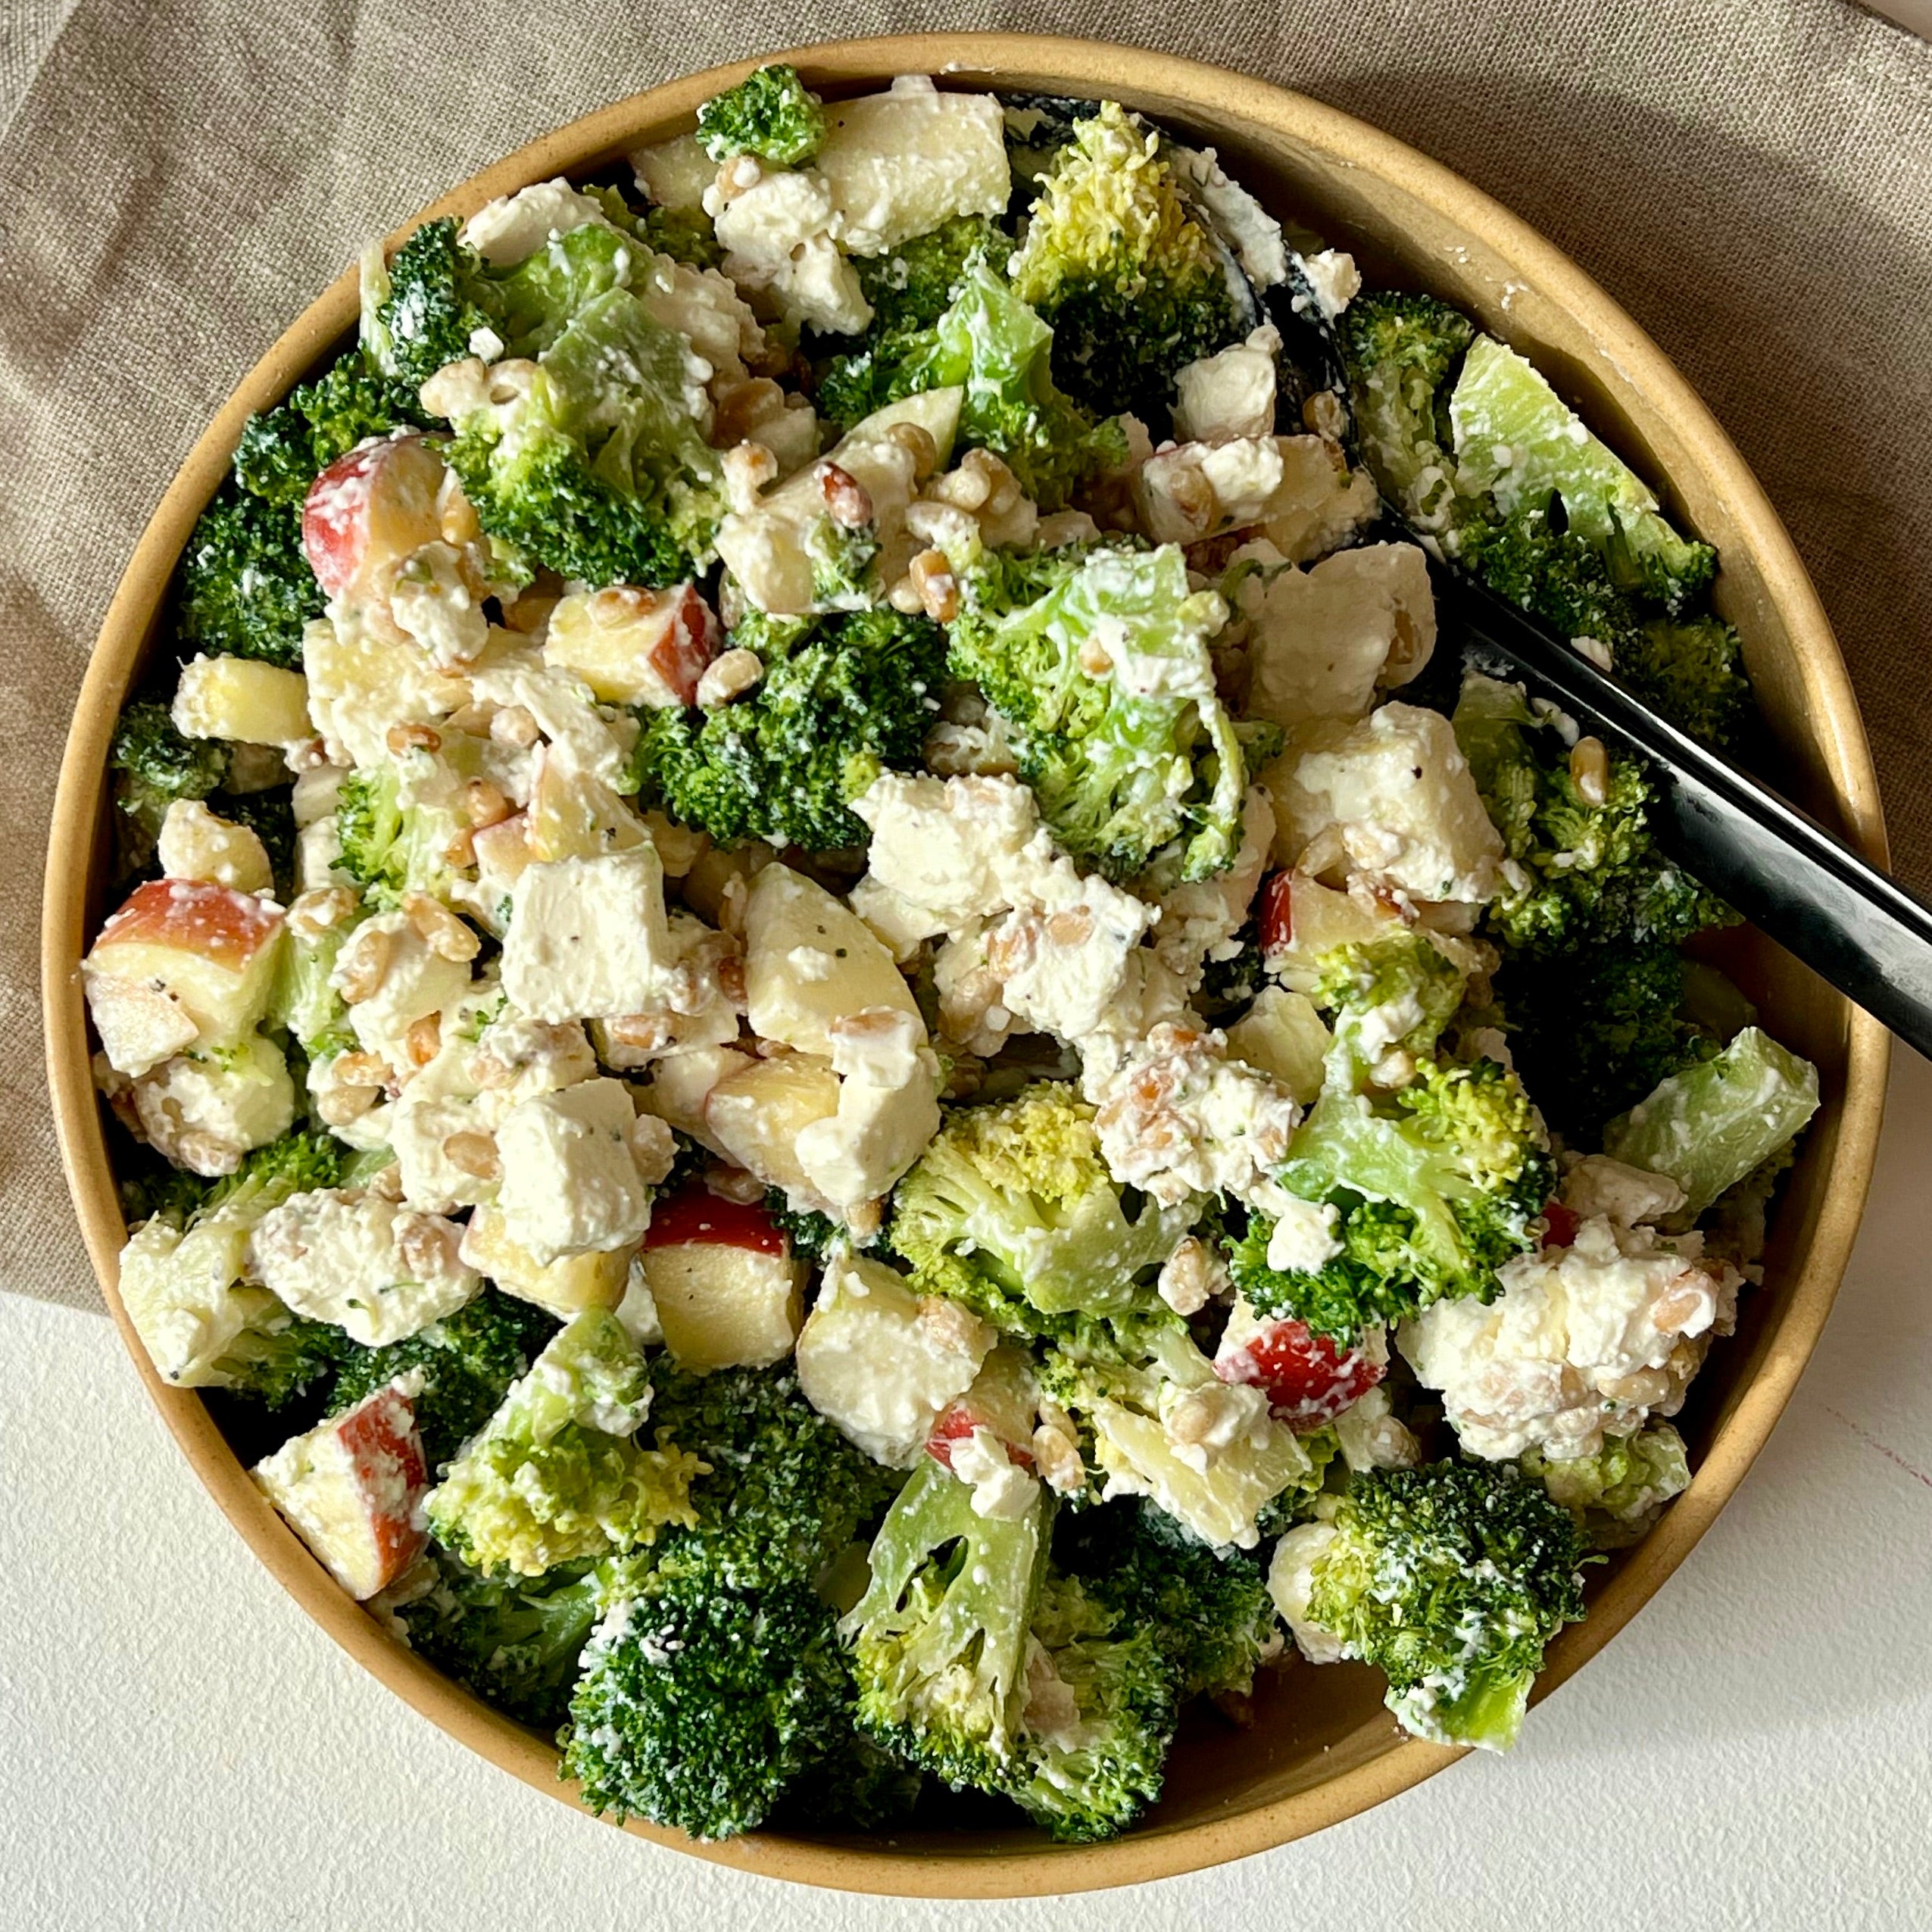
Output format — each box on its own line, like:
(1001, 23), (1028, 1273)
(1561, 1154), (1687, 1228)
(1400, 1215), (1743, 1460)
(851, 771), (1042, 929)
(250, 1189), (479, 1346)
(460, 178), (611, 266)
(130, 1034), (295, 1175)
(1267, 1522), (1348, 1664)
(1172, 326), (1281, 445)
(1262, 1191), (1344, 1274)
(950, 1425), (1042, 1520)
(157, 800), (273, 894)
(501, 847), (673, 1023)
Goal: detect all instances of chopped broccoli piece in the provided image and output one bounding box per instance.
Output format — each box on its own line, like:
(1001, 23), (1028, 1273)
(948, 542), (1246, 885)
(1602, 1025), (1820, 1216)
(333, 763), (463, 910)
(763, 1191), (841, 1263)
(108, 699), (228, 863)
(1234, 1050), (1553, 1344)
(1449, 332), (1715, 616)
(397, 1547), (602, 1728)
(888, 1081), (1199, 1334)
(1010, 1572), (1177, 1843)
(438, 287), (724, 588)
(639, 201), (723, 270)
(233, 351), (430, 506)
(1309, 930), (1469, 1062)
(1010, 101), (1241, 428)
(1341, 291), (1476, 533)
(328, 1286), (560, 1471)
(696, 64), (827, 167)
(775, 1725), (925, 1834)
(814, 216), (1005, 430)
(423, 1309), (702, 1578)
(1300, 1459), (1587, 1749)
(645, 1362), (904, 1594)
(1499, 939), (1718, 1144)
(1454, 669), (1735, 956)
(172, 482), (322, 668)
(562, 1563), (851, 1840)
(1056, 1498), (1278, 1699)
(365, 216), (501, 389)
(218, 1312), (348, 1409)
(632, 605), (946, 851)
(841, 1457), (1050, 1793)
(1622, 614), (1750, 749)
(1519, 1423), (1692, 1550)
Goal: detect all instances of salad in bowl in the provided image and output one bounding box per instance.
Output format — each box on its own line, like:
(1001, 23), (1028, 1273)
(81, 61), (1824, 1847)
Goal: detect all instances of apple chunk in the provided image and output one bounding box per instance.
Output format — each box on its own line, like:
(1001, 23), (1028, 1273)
(302, 433), (446, 604)
(703, 1051), (841, 1203)
(459, 1204), (633, 1319)
(640, 1188), (804, 1372)
(252, 1381), (429, 1599)
(544, 583), (719, 707)
(742, 863), (919, 1057)
(86, 879), (285, 1063)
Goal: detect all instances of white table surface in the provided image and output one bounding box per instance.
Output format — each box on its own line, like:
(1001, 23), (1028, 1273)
(6, 1055), (1930, 1932)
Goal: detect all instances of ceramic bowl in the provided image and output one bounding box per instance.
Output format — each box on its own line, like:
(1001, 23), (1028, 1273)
(42, 32), (1890, 1896)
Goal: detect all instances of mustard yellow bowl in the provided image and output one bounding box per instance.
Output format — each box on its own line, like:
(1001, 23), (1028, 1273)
(41, 31), (1890, 1897)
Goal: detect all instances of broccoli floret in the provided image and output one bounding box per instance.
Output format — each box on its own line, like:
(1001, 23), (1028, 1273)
(1518, 1422), (1692, 1550)
(1056, 1499), (1278, 1700)
(397, 1547), (603, 1728)
(1010, 1572), (1177, 1843)
(695, 64), (827, 167)
(108, 699), (228, 861)
(1453, 669), (1734, 956)
(1450, 333), (1715, 616)
(214, 787), (297, 897)
(839, 264), (1125, 510)
(423, 1309), (703, 1578)
(639, 202), (723, 270)
(1341, 291), (1476, 533)
(841, 1456), (1050, 1792)
(172, 482), (322, 668)
(814, 216), (1005, 430)
(437, 287), (724, 588)
(948, 542), (1246, 885)
(328, 1287), (560, 1471)
(1298, 1459), (1587, 1750)
(1622, 614), (1750, 749)
(632, 605), (946, 851)
(1195, 929), (1263, 1023)
(775, 1724), (925, 1834)
(233, 350), (430, 506)
(1009, 101), (1241, 428)
(332, 764), (461, 910)
(220, 1312), (348, 1409)
(1499, 940), (1717, 1144)
(888, 1081), (1199, 1336)
(1309, 930), (1469, 1062)
(645, 1362), (904, 1594)
(562, 1563), (851, 1840)
(1235, 1053), (1553, 1344)
(763, 1191), (841, 1262)
(365, 216), (501, 389)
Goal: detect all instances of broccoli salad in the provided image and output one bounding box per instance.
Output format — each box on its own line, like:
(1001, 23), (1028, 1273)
(86, 66), (1824, 1845)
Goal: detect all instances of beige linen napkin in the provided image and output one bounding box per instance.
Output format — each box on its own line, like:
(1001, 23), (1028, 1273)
(6, 0), (1930, 1310)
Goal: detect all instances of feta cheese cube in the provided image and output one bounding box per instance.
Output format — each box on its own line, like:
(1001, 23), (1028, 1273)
(500, 847), (673, 1023)
(460, 177), (612, 266)
(494, 1078), (652, 1262)
(1172, 326), (1281, 445)
(850, 771), (1043, 930)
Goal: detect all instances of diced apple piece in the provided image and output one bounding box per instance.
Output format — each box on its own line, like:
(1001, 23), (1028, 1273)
(459, 1203), (632, 1318)
(173, 654), (313, 746)
(157, 799), (274, 894)
(640, 1192), (805, 1372)
(544, 583), (719, 707)
(301, 432), (446, 604)
(1215, 1300), (1387, 1431)
(927, 1343), (1038, 1469)
(252, 1381), (429, 1599)
(526, 749), (651, 863)
(817, 87), (1010, 254)
(703, 1052), (841, 1203)
(1256, 869), (1401, 994)
(1225, 985), (1331, 1104)
(795, 1250), (994, 1466)
(87, 879), (286, 1058)
(83, 972), (198, 1078)
(743, 864), (919, 1057)
(636, 1044), (748, 1155)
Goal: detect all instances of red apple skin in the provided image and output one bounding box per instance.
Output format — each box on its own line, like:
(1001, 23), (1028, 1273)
(645, 584), (720, 706)
(925, 1404), (1035, 1473)
(642, 1185), (788, 1256)
(301, 433), (445, 602)
(1540, 1200), (1582, 1251)
(92, 878), (283, 972)
(1257, 870), (1294, 959)
(331, 1384), (430, 1596)
(1215, 1316), (1386, 1431)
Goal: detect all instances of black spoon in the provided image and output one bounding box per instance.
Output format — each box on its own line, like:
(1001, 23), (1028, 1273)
(1269, 249), (1932, 1060)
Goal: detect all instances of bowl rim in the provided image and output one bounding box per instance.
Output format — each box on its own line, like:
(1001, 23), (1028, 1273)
(41, 30), (1892, 1897)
